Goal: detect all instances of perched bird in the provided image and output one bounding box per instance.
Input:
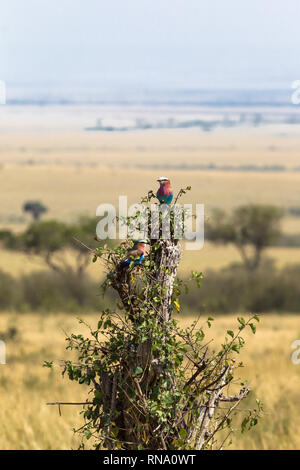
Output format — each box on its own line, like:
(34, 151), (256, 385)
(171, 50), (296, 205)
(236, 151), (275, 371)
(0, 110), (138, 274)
(117, 239), (148, 270)
(156, 176), (173, 205)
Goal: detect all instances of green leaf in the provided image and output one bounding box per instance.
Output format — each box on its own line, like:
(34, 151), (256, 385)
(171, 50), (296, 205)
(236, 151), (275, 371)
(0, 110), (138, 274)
(249, 323), (256, 334)
(227, 330), (234, 338)
(94, 390), (103, 400)
(231, 344), (240, 353)
(43, 360), (53, 369)
(179, 429), (187, 439)
(134, 366), (143, 376)
(250, 417), (258, 427)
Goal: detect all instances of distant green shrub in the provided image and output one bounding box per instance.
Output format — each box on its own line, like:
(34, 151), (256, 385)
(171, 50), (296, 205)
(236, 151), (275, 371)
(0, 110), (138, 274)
(0, 270), (16, 309)
(1, 261), (300, 313)
(0, 269), (110, 313)
(181, 261), (300, 314)
(275, 233), (300, 247)
(19, 270), (105, 312)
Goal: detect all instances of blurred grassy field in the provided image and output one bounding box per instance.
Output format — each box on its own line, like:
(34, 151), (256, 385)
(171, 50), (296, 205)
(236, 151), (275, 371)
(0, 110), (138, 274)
(1, 126), (300, 449)
(1, 127), (300, 233)
(1, 126), (300, 168)
(2, 145), (300, 278)
(2, 165), (300, 232)
(0, 312), (299, 450)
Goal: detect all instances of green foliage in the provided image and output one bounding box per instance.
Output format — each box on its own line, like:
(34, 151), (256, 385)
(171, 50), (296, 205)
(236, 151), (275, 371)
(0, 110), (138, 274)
(1, 258), (300, 313)
(22, 220), (70, 253)
(0, 269), (109, 312)
(0, 230), (21, 250)
(19, 270), (106, 312)
(59, 310), (261, 449)
(0, 217), (112, 281)
(182, 260), (300, 314)
(23, 201), (48, 221)
(0, 269), (16, 309)
(207, 204), (284, 271)
(46, 187), (263, 450)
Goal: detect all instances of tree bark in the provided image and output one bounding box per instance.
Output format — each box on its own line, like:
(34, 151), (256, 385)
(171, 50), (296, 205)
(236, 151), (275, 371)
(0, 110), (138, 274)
(152, 239), (181, 322)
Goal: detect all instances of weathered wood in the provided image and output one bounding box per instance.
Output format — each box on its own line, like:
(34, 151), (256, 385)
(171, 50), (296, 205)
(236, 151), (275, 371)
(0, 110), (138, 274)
(152, 239), (181, 322)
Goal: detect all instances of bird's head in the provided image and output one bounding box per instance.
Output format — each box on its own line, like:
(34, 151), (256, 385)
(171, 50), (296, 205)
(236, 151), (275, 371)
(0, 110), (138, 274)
(157, 176), (170, 187)
(132, 239), (149, 251)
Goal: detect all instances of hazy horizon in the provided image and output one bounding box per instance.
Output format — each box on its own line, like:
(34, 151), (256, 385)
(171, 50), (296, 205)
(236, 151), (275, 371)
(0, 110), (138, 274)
(1, 0), (300, 98)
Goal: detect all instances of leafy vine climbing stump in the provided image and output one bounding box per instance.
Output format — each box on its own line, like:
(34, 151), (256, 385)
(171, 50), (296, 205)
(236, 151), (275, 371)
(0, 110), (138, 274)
(44, 187), (263, 450)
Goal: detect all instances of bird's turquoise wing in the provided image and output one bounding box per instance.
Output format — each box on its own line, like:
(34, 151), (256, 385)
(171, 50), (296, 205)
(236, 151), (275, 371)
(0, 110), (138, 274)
(157, 192), (173, 205)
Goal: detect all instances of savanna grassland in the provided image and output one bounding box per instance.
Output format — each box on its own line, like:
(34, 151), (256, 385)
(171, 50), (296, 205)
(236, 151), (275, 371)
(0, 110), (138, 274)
(2, 163), (300, 277)
(0, 312), (300, 450)
(1, 125), (300, 230)
(2, 125), (300, 275)
(1, 121), (300, 449)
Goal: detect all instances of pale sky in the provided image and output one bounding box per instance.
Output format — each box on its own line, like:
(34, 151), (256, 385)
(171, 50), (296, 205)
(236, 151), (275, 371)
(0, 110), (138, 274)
(1, 0), (300, 89)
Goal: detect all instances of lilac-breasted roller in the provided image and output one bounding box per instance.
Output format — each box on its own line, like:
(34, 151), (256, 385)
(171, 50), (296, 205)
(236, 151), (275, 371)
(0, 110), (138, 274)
(156, 176), (173, 205)
(118, 239), (148, 270)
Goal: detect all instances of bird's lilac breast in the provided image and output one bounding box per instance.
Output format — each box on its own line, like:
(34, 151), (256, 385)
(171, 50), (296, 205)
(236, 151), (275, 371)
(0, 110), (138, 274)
(157, 185), (172, 197)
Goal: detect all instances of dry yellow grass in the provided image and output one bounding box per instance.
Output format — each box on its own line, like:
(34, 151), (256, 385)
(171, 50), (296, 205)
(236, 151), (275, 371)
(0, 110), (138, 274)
(1, 125), (300, 168)
(181, 243), (300, 276)
(0, 312), (300, 450)
(0, 123), (300, 449)
(1, 126), (300, 233)
(2, 165), (300, 233)
(0, 248), (103, 279)
(282, 216), (300, 234)
(201, 314), (300, 450)
(0, 313), (86, 450)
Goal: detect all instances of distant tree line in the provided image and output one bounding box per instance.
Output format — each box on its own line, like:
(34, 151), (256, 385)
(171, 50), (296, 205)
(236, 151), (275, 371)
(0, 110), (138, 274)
(23, 201), (48, 221)
(1, 259), (300, 313)
(0, 216), (105, 281)
(0, 216), (114, 311)
(1, 204), (300, 313)
(206, 204), (284, 272)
